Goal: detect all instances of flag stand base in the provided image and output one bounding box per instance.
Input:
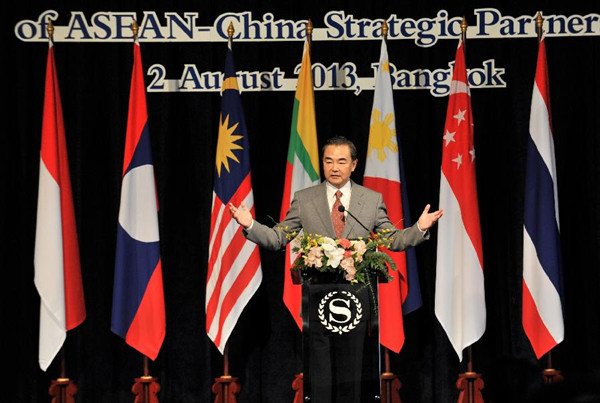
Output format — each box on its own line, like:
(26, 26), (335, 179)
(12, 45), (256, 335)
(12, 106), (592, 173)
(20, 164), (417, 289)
(291, 373), (303, 403)
(543, 368), (564, 384)
(132, 375), (160, 403)
(49, 377), (77, 403)
(456, 372), (485, 403)
(381, 371), (403, 403)
(212, 375), (241, 403)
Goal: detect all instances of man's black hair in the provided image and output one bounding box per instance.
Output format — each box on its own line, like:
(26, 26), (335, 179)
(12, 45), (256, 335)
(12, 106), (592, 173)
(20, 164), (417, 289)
(322, 136), (358, 161)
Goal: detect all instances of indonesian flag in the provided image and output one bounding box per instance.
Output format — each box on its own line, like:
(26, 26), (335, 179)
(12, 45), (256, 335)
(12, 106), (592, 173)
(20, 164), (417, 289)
(281, 39), (320, 329)
(522, 38), (564, 358)
(435, 40), (486, 360)
(363, 39), (421, 353)
(34, 40), (86, 371)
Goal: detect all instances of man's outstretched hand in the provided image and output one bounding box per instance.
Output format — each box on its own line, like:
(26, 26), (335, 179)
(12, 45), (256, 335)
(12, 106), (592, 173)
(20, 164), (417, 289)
(417, 204), (444, 231)
(228, 202), (253, 229)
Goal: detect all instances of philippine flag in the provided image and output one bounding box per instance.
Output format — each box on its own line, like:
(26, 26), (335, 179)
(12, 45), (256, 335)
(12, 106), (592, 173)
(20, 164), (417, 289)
(111, 39), (166, 360)
(363, 38), (422, 353)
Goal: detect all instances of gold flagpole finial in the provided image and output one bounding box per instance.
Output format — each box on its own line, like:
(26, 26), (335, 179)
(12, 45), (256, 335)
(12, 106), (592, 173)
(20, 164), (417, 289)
(47, 18), (54, 41)
(306, 19), (313, 37)
(306, 19), (313, 51)
(382, 20), (389, 40)
(227, 22), (235, 39)
(460, 16), (468, 36)
(131, 20), (139, 39)
(536, 12), (544, 42)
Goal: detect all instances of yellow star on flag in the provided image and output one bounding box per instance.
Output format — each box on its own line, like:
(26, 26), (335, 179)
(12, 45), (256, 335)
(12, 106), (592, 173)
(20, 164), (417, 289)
(368, 108), (398, 162)
(215, 113), (243, 177)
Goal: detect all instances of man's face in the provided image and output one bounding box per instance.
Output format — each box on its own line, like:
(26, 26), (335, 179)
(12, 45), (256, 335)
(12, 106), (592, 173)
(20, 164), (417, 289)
(322, 144), (357, 188)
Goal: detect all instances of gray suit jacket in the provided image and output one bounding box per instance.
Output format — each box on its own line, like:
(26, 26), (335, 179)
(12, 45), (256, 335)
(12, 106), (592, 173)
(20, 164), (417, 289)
(245, 181), (428, 251)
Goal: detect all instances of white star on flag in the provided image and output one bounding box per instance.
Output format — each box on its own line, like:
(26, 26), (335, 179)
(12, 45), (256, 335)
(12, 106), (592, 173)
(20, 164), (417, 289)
(444, 130), (456, 146)
(452, 153), (463, 168)
(453, 108), (466, 126)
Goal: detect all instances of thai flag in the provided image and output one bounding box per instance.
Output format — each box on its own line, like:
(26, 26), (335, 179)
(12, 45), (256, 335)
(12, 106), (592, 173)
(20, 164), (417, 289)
(111, 39), (166, 360)
(522, 38), (564, 359)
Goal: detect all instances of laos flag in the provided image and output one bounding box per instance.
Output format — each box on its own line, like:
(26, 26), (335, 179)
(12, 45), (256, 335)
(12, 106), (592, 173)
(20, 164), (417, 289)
(111, 39), (166, 360)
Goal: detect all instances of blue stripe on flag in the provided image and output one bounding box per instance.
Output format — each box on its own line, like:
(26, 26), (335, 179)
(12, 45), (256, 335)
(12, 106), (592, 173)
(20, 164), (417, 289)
(398, 139), (422, 314)
(111, 224), (161, 337)
(523, 136), (563, 298)
(125, 124), (154, 175)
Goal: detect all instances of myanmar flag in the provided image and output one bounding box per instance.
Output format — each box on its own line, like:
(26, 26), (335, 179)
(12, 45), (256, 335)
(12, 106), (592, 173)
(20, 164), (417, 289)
(281, 39), (320, 329)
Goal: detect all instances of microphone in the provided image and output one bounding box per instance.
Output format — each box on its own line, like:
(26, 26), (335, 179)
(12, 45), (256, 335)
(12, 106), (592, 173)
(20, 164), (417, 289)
(338, 205), (370, 233)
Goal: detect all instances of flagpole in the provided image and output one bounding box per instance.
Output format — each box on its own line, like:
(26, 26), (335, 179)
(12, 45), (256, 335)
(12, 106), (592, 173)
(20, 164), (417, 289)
(210, 21), (242, 403)
(452, 16), (485, 403)
(290, 19), (313, 403)
(376, 18), (404, 403)
(306, 19), (313, 53)
(533, 11), (564, 385)
(43, 18), (79, 403)
(49, 347), (78, 403)
(118, 20), (162, 403)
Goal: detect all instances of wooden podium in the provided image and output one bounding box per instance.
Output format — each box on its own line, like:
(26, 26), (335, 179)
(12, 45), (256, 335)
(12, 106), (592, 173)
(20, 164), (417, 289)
(295, 269), (384, 402)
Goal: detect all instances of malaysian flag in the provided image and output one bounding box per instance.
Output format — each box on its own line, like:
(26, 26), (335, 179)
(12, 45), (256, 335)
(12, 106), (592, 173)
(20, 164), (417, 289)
(522, 38), (564, 358)
(206, 39), (263, 353)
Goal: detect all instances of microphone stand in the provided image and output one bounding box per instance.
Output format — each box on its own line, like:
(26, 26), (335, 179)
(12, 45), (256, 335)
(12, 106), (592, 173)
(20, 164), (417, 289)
(338, 205), (371, 233)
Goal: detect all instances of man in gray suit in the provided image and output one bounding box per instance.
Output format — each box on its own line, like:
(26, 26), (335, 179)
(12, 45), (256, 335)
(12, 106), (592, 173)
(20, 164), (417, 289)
(230, 136), (442, 402)
(229, 136), (443, 248)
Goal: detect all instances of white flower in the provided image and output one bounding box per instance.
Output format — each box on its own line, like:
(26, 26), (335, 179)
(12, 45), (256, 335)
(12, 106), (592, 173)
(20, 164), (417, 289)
(321, 241), (345, 268)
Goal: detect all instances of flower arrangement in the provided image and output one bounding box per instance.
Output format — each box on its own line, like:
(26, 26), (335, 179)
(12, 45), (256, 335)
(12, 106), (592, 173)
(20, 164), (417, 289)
(289, 230), (397, 284)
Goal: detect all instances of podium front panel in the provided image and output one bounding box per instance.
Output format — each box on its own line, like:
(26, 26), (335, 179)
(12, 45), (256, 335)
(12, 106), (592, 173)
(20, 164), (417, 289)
(302, 281), (381, 403)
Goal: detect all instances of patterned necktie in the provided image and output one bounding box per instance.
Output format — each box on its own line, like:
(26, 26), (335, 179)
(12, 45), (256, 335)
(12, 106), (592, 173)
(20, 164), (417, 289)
(332, 190), (345, 238)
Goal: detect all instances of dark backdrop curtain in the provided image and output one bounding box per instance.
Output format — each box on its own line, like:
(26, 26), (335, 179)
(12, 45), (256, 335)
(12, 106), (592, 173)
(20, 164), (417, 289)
(5, 0), (600, 402)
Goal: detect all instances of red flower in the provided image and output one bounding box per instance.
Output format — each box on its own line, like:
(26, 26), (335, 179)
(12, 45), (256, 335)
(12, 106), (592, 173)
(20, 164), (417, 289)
(337, 238), (352, 249)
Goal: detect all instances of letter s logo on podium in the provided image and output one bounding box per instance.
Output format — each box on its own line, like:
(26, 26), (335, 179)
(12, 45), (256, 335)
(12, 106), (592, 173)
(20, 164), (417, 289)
(318, 291), (362, 334)
(328, 298), (351, 324)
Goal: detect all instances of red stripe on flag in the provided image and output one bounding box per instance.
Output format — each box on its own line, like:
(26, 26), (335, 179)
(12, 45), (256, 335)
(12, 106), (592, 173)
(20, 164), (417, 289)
(207, 174), (254, 328)
(522, 280), (558, 358)
(534, 40), (552, 124)
(283, 246), (302, 329)
(125, 260), (166, 360)
(362, 177), (404, 228)
(362, 176), (408, 301)
(41, 46), (86, 330)
(364, 176), (408, 352)
(208, 175), (253, 278)
(122, 42), (148, 175)
(279, 161), (293, 220)
(206, 226), (250, 328)
(281, 161), (303, 329)
(212, 247), (262, 347)
(208, 205), (230, 281)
